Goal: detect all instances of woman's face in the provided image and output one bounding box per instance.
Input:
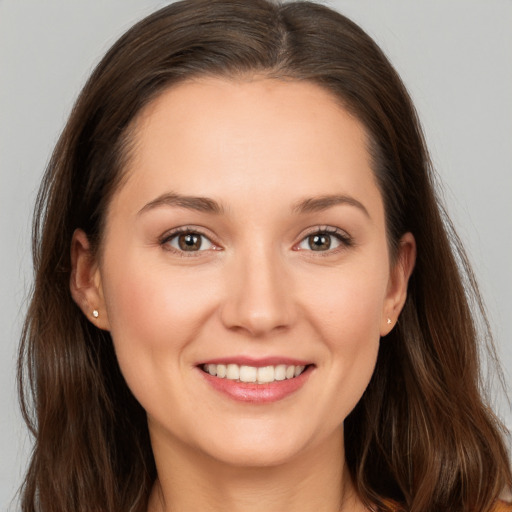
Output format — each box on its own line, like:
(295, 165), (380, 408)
(75, 77), (414, 468)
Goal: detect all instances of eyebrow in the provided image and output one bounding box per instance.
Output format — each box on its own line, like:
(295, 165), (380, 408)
(138, 192), (369, 218)
(292, 194), (370, 217)
(138, 192), (225, 215)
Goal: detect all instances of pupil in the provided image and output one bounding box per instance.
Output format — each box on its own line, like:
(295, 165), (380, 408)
(179, 233), (201, 251)
(310, 234), (331, 251)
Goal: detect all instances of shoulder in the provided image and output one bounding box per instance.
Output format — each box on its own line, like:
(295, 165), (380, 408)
(493, 501), (512, 512)
(381, 500), (512, 511)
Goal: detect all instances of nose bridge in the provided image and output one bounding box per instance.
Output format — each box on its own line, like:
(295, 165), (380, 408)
(220, 239), (294, 336)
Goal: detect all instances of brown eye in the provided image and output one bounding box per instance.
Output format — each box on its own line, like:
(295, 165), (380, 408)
(178, 233), (202, 251)
(308, 234), (331, 251)
(164, 231), (214, 252)
(296, 228), (351, 253)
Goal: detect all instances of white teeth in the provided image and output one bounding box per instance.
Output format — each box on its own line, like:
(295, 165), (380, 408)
(226, 364), (239, 380)
(294, 365), (305, 377)
(216, 364), (227, 378)
(203, 363), (307, 383)
(257, 366), (275, 383)
(274, 364), (286, 381)
(239, 365), (257, 383)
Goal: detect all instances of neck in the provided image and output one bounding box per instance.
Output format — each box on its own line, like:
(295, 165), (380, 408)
(147, 426), (365, 512)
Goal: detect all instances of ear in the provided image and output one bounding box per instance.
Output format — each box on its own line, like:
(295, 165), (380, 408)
(380, 232), (416, 336)
(70, 229), (110, 330)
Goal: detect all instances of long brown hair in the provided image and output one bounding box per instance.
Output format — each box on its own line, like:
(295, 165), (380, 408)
(18, 1), (511, 511)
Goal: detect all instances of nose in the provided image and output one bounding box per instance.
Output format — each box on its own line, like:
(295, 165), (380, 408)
(219, 245), (296, 337)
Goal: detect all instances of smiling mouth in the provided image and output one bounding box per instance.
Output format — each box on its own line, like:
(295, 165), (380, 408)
(201, 363), (309, 384)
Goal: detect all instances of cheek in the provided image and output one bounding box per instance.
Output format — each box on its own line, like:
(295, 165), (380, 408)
(103, 253), (214, 337)
(300, 259), (388, 341)
(329, 270), (386, 370)
(99, 251), (219, 391)
(297, 260), (387, 411)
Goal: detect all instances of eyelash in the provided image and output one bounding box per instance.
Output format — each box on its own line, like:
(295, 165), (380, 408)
(159, 226), (353, 256)
(294, 226), (353, 255)
(159, 226), (218, 257)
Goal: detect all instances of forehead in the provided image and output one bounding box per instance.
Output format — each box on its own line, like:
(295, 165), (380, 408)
(133, 76), (369, 159)
(110, 77), (381, 219)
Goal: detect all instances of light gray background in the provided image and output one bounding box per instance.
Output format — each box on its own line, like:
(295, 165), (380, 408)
(1, 1), (511, 509)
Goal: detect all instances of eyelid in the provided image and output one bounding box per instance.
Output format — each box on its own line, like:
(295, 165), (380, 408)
(159, 225), (221, 254)
(157, 224), (352, 256)
(293, 225), (354, 252)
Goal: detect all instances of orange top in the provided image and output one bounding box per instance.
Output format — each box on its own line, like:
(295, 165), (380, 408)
(382, 500), (512, 511)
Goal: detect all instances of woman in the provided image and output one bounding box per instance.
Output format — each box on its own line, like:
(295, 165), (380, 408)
(17, 0), (511, 511)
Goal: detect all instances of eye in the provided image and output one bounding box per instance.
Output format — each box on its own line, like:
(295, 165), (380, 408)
(162, 229), (214, 252)
(296, 228), (352, 252)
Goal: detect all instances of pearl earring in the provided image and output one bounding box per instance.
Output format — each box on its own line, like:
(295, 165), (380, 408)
(387, 318), (392, 325)
(92, 309), (99, 318)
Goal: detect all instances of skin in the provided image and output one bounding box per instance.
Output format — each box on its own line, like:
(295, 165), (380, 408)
(70, 77), (415, 512)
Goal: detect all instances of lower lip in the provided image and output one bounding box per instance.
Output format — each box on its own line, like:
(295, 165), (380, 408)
(199, 366), (313, 403)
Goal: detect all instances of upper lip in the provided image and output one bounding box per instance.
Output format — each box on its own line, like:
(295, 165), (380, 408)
(197, 356), (312, 367)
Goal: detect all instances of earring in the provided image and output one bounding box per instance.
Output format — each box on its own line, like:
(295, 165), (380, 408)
(387, 318), (392, 325)
(92, 309), (99, 318)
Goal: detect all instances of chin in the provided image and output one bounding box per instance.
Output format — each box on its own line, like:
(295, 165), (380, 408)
(192, 421), (328, 469)
(204, 440), (306, 469)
